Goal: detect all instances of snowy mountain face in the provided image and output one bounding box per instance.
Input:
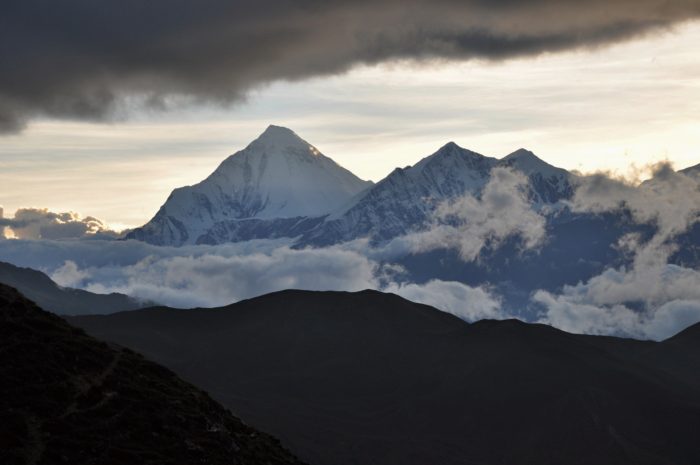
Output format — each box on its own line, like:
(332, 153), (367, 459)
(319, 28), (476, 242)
(297, 143), (498, 246)
(297, 144), (574, 246)
(127, 126), (372, 245)
(128, 127), (574, 247)
(499, 148), (574, 205)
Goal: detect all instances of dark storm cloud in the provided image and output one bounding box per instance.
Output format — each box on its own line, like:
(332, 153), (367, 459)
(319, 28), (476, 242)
(1, 0), (699, 132)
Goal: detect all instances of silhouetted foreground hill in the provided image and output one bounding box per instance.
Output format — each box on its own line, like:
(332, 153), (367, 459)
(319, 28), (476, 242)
(71, 290), (700, 465)
(0, 284), (305, 465)
(0, 261), (152, 315)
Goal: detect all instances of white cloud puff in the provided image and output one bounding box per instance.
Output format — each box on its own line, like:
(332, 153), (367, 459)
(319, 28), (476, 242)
(385, 280), (503, 322)
(0, 208), (120, 240)
(384, 167), (547, 261)
(534, 285), (700, 341)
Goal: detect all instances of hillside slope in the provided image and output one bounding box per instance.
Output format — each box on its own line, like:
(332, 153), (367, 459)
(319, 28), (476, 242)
(72, 289), (700, 465)
(0, 261), (151, 315)
(0, 284), (304, 465)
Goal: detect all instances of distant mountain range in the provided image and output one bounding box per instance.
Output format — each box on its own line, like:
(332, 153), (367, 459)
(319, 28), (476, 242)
(300, 144), (573, 247)
(71, 289), (700, 465)
(3, 127), (698, 320)
(127, 125), (574, 246)
(121, 126), (700, 315)
(0, 261), (153, 315)
(0, 284), (304, 465)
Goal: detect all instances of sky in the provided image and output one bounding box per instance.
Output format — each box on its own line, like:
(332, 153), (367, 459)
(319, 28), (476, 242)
(1, 3), (699, 230)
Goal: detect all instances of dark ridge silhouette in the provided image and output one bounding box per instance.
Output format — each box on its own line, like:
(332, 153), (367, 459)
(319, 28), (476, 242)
(0, 261), (153, 315)
(71, 289), (700, 465)
(0, 284), (305, 465)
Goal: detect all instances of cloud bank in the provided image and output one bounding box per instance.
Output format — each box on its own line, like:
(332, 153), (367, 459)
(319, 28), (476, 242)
(0, 208), (120, 240)
(535, 164), (700, 340)
(2, 0), (699, 132)
(0, 237), (503, 320)
(534, 265), (700, 340)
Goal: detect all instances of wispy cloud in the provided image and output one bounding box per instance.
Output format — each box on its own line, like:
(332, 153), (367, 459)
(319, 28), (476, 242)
(382, 167), (547, 261)
(385, 279), (502, 321)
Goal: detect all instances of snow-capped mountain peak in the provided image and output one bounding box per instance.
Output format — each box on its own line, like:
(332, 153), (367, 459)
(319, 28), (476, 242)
(500, 148), (566, 177)
(414, 142), (494, 171)
(496, 148), (573, 204)
(297, 142), (500, 245)
(247, 125), (320, 156)
(298, 143), (574, 246)
(126, 126), (372, 246)
(412, 142), (495, 186)
(128, 131), (576, 247)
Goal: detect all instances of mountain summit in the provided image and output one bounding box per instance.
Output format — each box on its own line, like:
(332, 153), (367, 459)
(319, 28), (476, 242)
(128, 128), (574, 247)
(127, 125), (372, 246)
(499, 148), (573, 203)
(248, 125), (318, 154)
(297, 142), (574, 246)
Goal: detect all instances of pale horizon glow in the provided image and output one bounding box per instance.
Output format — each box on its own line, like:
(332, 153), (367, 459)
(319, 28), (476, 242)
(1, 21), (699, 229)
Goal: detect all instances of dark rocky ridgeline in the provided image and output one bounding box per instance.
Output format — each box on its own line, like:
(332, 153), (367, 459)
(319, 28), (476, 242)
(0, 284), (305, 465)
(0, 261), (153, 316)
(72, 289), (700, 465)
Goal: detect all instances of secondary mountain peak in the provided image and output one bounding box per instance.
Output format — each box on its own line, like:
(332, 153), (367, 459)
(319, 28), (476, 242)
(496, 148), (574, 203)
(432, 141), (486, 159)
(413, 142), (494, 173)
(504, 147), (537, 159)
(500, 148), (564, 176)
(298, 142), (500, 245)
